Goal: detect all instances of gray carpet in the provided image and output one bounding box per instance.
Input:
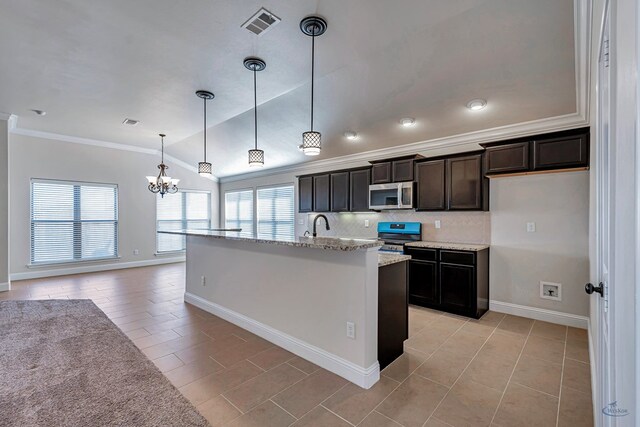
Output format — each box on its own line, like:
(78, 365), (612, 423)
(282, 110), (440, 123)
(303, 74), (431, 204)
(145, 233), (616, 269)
(0, 300), (209, 427)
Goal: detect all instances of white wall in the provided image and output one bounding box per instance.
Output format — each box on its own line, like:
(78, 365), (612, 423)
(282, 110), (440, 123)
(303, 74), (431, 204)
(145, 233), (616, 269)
(490, 171), (590, 316)
(0, 119), (8, 289)
(9, 133), (220, 279)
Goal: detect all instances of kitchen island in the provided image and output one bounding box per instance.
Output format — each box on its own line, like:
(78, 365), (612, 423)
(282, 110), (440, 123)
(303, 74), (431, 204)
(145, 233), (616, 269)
(160, 230), (409, 388)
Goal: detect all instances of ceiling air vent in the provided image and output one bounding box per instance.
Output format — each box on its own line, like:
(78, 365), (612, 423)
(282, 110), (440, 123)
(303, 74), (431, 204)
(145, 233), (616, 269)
(122, 118), (139, 126)
(241, 8), (281, 36)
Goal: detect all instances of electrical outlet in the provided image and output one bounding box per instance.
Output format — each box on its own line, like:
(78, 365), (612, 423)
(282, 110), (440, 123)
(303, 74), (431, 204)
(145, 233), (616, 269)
(298, 218), (304, 225)
(435, 220), (441, 229)
(540, 281), (561, 301)
(201, 276), (206, 287)
(133, 249), (140, 255)
(346, 322), (356, 339)
(364, 219), (370, 228)
(527, 222), (536, 232)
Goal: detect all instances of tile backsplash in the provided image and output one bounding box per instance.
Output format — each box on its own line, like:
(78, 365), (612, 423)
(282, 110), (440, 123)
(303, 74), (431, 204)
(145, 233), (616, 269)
(299, 211), (491, 244)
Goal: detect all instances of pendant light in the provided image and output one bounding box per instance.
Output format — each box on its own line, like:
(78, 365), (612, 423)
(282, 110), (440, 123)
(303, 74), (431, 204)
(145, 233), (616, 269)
(244, 57), (266, 167)
(300, 15), (327, 156)
(146, 134), (179, 197)
(196, 90), (215, 176)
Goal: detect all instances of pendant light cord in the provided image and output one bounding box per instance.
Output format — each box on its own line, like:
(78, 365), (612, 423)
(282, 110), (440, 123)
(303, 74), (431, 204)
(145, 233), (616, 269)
(161, 135), (164, 164)
(254, 68), (258, 150)
(203, 98), (207, 162)
(310, 25), (316, 131)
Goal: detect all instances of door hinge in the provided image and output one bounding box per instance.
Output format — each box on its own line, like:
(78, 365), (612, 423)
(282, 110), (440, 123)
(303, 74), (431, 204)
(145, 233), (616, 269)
(603, 38), (610, 68)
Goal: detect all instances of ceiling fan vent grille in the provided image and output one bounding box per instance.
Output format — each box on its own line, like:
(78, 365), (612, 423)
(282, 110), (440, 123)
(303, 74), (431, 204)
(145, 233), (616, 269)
(241, 8), (280, 36)
(122, 118), (139, 126)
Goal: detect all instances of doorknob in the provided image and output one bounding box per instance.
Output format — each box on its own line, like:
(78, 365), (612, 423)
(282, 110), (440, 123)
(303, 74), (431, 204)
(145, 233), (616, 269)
(585, 282), (604, 297)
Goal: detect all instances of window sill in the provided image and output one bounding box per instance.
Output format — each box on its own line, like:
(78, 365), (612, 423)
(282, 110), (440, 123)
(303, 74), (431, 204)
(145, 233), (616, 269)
(155, 251), (186, 257)
(27, 256), (121, 269)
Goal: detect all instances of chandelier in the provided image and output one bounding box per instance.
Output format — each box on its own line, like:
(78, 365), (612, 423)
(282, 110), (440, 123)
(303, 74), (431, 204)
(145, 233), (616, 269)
(146, 133), (179, 197)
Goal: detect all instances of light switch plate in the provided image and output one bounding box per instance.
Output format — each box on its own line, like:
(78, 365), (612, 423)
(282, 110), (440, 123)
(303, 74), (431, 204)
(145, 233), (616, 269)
(527, 222), (536, 232)
(364, 220), (370, 228)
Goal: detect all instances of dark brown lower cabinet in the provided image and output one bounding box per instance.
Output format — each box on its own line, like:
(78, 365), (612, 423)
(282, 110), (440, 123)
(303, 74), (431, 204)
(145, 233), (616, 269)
(406, 246), (489, 318)
(378, 260), (408, 370)
(408, 259), (439, 306)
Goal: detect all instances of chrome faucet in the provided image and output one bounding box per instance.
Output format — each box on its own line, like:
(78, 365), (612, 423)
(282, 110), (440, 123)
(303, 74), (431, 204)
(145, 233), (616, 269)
(312, 214), (330, 237)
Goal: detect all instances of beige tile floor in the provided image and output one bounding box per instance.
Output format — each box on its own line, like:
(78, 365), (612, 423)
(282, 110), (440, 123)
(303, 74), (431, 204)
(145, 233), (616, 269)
(1, 263), (593, 427)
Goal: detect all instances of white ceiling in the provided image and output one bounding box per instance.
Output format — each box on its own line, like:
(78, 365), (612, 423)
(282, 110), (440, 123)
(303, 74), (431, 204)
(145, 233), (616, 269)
(0, 0), (577, 177)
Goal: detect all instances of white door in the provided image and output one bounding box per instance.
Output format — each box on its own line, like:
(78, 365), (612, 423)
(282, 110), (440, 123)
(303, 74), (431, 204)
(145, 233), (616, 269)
(593, 1), (621, 424)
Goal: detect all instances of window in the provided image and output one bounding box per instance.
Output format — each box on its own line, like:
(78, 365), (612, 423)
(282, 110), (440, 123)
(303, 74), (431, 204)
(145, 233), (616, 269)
(257, 185), (295, 240)
(30, 179), (118, 264)
(225, 190), (254, 232)
(156, 190), (211, 253)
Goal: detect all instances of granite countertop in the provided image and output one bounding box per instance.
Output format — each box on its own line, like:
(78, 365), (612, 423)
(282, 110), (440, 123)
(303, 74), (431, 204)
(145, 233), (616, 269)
(378, 253), (411, 267)
(405, 241), (490, 251)
(159, 230), (383, 252)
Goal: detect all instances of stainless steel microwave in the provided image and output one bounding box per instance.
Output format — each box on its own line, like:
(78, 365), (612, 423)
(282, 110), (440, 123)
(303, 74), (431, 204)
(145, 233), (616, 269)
(369, 182), (414, 210)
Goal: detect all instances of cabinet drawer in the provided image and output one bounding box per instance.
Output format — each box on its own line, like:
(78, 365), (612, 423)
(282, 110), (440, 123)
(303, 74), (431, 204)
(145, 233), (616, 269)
(440, 250), (475, 265)
(404, 247), (437, 261)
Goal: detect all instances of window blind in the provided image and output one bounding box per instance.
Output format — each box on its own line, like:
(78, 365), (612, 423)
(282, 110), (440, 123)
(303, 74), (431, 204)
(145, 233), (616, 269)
(30, 179), (118, 264)
(156, 190), (211, 253)
(257, 185), (294, 240)
(225, 190), (254, 233)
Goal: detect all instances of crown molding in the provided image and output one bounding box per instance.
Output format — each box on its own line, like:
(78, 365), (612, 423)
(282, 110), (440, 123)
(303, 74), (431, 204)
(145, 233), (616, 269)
(0, 113), (18, 129)
(9, 127), (219, 182)
(219, 111), (589, 183)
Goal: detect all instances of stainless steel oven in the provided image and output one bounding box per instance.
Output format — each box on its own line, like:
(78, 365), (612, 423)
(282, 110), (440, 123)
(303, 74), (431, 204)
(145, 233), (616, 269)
(369, 182), (414, 210)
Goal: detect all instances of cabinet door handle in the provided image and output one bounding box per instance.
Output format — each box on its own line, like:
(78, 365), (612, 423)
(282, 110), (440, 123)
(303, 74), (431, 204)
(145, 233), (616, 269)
(584, 282), (604, 297)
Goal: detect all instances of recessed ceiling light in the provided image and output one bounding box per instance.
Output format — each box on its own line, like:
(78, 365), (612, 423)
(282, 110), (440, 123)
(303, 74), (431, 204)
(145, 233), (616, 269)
(399, 118), (415, 127)
(344, 131), (358, 140)
(31, 109), (46, 116)
(466, 99), (487, 111)
(122, 118), (140, 126)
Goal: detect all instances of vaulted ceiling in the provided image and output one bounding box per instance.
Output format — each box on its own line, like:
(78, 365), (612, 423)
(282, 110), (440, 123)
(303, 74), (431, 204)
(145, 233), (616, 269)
(0, 0), (578, 177)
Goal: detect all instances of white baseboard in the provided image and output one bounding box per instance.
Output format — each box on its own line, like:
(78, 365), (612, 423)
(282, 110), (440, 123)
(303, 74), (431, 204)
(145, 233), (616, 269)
(0, 282), (9, 292)
(489, 300), (589, 329)
(10, 257), (185, 281)
(184, 292), (380, 389)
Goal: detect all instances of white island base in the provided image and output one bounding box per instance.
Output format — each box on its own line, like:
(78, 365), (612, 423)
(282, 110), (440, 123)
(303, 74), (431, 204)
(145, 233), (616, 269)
(175, 231), (383, 389)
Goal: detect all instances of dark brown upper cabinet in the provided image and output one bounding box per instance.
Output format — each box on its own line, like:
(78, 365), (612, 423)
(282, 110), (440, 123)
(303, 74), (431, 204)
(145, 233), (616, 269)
(371, 162), (392, 184)
(330, 172), (350, 212)
(313, 174), (331, 212)
(481, 127), (590, 176)
(298, 175), (314, 213)
(392, 159), (414, 182)
(532, 134), (589, 170)
(446, 154), (486, 210)
(349, 168), (371, 212)
(484, 142), (530, 174)
(415, 160), (446, 211)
